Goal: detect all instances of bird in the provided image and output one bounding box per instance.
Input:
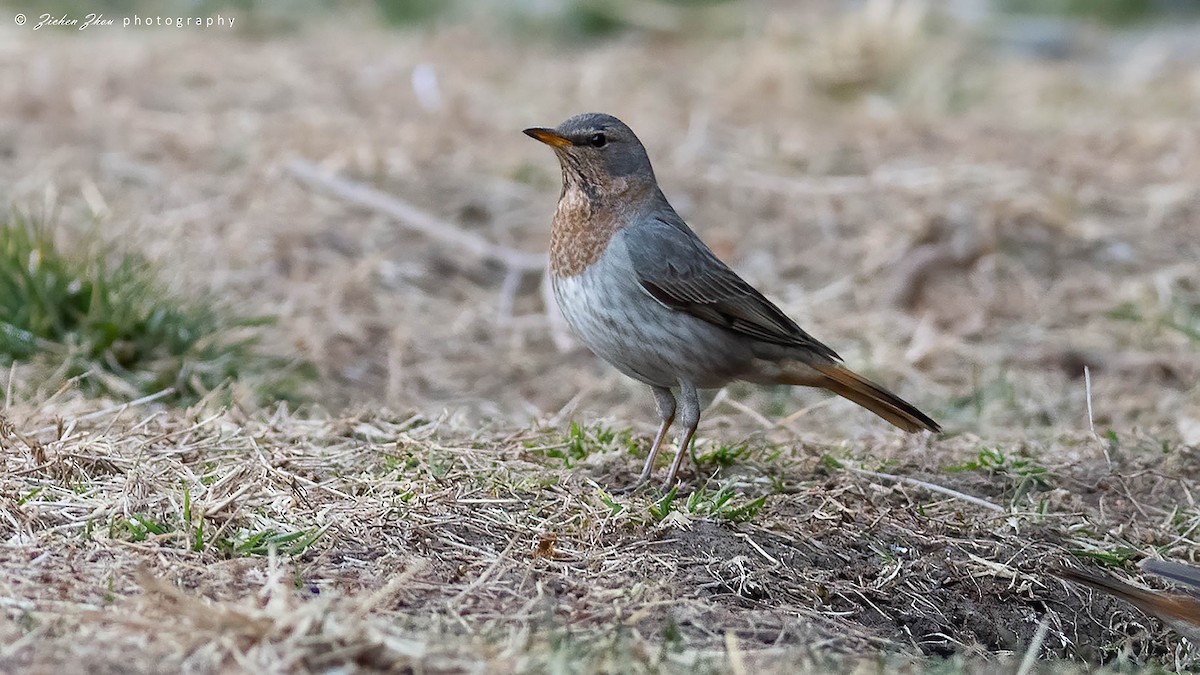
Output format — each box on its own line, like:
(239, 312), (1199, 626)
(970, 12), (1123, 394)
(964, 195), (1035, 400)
(524, 112), (940, 489)
(1053, 560), (1200, 642)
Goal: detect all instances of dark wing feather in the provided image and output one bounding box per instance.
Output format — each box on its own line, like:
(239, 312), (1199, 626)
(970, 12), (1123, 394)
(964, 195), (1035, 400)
(626, 214), (841, 362)
(1143, 560), (1200, 593)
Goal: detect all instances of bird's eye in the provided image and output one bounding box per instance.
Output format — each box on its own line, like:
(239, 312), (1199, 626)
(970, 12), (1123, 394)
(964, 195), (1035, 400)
(588, 132), (607, 148)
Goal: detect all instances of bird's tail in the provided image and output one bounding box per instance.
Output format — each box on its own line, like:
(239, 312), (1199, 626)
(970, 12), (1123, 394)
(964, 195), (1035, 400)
(1054, 564), (1200, 642)
(1052, 567), (1166, 612)
(776, 362), (940, 433)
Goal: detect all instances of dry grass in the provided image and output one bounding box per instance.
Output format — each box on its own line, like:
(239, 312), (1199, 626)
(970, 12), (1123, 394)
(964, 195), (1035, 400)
(1, 2), (1199, 672)
(1, 399), (1197, 672)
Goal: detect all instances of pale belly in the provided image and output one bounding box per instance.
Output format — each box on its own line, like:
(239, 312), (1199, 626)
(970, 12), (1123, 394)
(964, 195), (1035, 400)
(551, 246), (753, 389)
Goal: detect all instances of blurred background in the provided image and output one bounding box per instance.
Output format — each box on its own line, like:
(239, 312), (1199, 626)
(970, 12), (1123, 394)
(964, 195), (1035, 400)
(1, 0), (1198, 446)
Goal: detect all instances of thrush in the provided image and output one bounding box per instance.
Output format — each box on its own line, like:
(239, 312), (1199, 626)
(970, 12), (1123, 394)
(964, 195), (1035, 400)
(525, 113), (940, 489)
(1054, 560), (1200, 642)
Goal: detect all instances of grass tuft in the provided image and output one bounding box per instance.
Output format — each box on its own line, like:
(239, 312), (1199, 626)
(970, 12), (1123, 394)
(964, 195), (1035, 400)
(645, 483), (767, 524)
(0, 213), (312, 404)
(998, 0), (1193, 25)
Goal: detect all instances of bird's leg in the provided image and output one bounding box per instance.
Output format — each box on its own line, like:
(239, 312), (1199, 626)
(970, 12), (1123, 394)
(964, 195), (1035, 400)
(622, 386), (675, 492)
(662, 381), (700, 489)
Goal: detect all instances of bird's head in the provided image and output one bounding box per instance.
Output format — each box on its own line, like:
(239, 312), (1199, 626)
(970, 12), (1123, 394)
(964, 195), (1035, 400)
(524, 113), (655, 199)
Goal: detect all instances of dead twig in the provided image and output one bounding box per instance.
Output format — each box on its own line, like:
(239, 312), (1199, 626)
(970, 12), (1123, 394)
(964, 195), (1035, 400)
(285, 158), (574, 348)
(284, 158), (546, 274)
(846, 466), (1005, 513)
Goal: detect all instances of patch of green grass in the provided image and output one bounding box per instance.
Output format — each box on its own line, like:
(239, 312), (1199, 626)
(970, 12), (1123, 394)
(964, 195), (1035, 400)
(944, 446), (1051, 499)
(647, 483), (767, 524)
(182, 486), (206, 552)
(1107, 299), (1200, 344)
(424, 449), (456, 479)
(17, 487), (44, 506)
(217, 527), (325, 558)
(0, 213), (313, 404)
(383, 451), (421, 474)
(692, 441), (752, 469)
(648, 485), (679, 522)
(657, 619), (685, 659)
(998, 0), (1194, 26)
(820, 454), (846, 471)
(109, 513), (172, 542)
(943, 446), (1052, 508)
(686, 484), (767, 523)
(597, 489), (625, 517)
(199, 462), (221, 486)
(945, 447), (1046, 480)
(565, 420), (609, 462)
(106, 507), (324, 558)
(101, 483), (324, 558)
(533, 422), (636, 468)
(498, 0), (627, 41)
(1068, 546), (1142, 568)
(373, 0), (449, 26)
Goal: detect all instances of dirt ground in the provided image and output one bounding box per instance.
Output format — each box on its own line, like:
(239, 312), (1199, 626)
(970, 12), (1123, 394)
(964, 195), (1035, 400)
(1, 2), (1199, 672)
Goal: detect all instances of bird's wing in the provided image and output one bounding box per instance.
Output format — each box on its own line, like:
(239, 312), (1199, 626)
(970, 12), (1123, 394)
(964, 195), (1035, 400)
(1143, 560), (1200, 593)
(625, 214), (841, 361)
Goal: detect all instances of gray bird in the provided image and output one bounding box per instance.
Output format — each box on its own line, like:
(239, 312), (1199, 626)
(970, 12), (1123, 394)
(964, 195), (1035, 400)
(525, 112), (940, 489)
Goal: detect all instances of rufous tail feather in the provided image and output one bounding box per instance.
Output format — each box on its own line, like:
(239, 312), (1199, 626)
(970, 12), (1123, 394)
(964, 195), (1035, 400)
(1051, 567), (1188, 619)
(781, 363), (940, 433)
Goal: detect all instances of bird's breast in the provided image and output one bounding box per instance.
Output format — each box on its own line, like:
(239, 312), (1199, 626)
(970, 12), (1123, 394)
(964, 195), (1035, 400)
(549, 189), (621, 278)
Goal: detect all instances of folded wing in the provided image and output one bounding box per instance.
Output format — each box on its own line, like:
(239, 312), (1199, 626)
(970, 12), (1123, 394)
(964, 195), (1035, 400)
(626, 214), (841, 362)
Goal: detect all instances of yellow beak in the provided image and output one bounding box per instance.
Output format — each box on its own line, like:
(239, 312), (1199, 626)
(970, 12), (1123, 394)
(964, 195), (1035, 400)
(523, 127), (572, 148)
